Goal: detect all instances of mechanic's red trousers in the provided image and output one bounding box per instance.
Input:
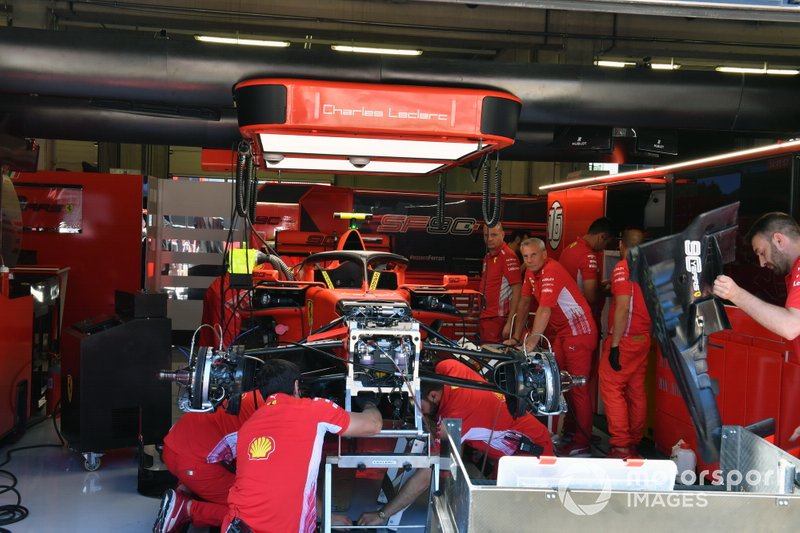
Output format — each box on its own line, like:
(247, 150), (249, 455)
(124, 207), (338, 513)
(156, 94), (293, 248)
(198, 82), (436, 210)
(599, 334), (651, 448)
(479, 316), (507, 344)
(162, 444), (233, 527)
(553, 334), (597, 447)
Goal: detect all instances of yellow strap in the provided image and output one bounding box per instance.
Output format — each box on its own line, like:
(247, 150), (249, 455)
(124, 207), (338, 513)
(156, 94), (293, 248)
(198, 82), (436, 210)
(369, 271), (381, 290)
(321, 270), (335, 289)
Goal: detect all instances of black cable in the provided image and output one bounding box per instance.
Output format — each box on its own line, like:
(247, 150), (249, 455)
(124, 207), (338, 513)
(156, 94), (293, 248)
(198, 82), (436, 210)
(216, 156), (241, 349)
(479, 400), (504, 477)
(0, 401), (65, 527)
(481, 152), (501, 228)
(234, 141), (252, 219)
(469, 152), (489, 184)
(298, 316), (346, 343)
(262, 340), (371, 372)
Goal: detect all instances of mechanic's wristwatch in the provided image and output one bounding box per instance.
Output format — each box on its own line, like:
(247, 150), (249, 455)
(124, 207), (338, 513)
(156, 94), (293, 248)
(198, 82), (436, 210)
(378, 509), (387, 520)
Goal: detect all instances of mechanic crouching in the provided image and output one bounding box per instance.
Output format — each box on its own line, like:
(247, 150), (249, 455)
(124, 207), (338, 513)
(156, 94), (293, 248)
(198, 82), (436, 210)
(222, 359), (383, 533)
(357, 358), (553, 527)
(153, 372), (273, 532)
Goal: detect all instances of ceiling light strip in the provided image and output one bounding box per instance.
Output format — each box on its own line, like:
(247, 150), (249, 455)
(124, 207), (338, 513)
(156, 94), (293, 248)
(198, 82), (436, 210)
(195, 35), (289, 47)
(331, 45), (422, 56)
(716, 66), (799, 75)
(540, 139), (800, 191)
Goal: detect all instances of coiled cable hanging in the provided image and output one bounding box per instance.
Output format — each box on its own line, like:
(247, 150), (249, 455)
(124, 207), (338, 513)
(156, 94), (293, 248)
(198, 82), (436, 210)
(234, 141), (254, 219)
(481, 151), (502, 227)
(431, 172), (447, 230)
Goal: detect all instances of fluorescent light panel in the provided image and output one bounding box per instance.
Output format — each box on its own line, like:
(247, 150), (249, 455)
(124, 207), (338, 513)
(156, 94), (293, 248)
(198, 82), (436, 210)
(331, 45), (422, 56)
(264, 156), (444, 174)
(594, 60), (635, 68)
(716, 66), (799, 75)
(258, 133), (484, 161)
(195, 35), (289, 47)
(651, 63), (681, 70)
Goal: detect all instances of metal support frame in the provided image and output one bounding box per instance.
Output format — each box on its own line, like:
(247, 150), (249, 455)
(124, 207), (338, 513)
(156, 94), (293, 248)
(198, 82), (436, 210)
(322, 429), (440, 532)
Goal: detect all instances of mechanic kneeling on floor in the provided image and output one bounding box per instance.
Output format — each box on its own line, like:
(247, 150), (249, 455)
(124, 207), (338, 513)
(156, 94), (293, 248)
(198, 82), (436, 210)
(357, 358), (553, 527)
(222, 359), (383, 533)
(153, 384), (268, 533)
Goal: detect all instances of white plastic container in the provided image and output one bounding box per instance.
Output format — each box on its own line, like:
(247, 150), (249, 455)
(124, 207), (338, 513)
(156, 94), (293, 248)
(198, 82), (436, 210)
(496, 456), (676, 492)
(670, 439), (697, 485)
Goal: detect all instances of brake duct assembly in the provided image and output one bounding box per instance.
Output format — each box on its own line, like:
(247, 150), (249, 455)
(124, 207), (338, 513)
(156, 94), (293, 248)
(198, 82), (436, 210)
(232, 78), (521, 226)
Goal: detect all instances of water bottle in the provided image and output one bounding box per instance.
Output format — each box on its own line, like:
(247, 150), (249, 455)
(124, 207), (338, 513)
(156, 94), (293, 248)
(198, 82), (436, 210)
(671, 439), (697, 485)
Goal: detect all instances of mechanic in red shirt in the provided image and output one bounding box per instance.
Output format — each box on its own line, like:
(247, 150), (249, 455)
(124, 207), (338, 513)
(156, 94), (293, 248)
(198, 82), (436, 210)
(222, 359), (383, 533)
(357, 358), (553, 527)
(712, 212), (800, 444)
(479, 222), (522, 344)
(600, 228), (651, 460)
(506, 237), (597, 457)
(558, 217), (613, 324)
(556, 217), (612, 437)
(153, 389), (267, 533)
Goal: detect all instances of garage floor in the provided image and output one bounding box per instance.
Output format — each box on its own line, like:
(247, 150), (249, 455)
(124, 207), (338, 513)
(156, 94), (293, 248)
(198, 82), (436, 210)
(0, 416), (158, 532)
(0, 413), (430, 533)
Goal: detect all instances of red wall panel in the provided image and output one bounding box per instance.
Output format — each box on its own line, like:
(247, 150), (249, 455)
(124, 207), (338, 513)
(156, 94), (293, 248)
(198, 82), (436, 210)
(721, 339), (749, 426)
(745, 347), (782, 428)
(13, 172), (142, 327)
(545, 189), (605, 257)
(779, 362), (800, 449)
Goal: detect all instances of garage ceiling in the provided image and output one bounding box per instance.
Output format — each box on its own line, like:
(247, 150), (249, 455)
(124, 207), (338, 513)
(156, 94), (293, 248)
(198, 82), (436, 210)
(2, 0), (800, 164)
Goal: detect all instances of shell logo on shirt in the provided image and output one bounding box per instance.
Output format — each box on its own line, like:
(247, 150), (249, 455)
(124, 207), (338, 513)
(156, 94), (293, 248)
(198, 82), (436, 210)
(248, 436), (276, 460)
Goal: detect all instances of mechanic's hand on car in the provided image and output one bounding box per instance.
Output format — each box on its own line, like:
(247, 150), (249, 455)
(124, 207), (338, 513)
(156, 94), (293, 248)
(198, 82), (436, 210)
(712, 274), (741, 302)
(357, 511), (388, 527)
(609, 346), (622, 371)
(502, 336), (519, 347)
(354, 392), (380, 411)
(330, 513), (352, 530)
(523, 337), (541, 352)
(502, 321), (513, 340)
(790, 425), (800, 442)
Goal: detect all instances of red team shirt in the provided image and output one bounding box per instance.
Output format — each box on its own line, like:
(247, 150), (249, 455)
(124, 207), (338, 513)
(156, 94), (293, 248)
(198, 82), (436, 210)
(433, 359), (553, 459)
(163, 390), (266, 464)
(522, 258), (596, 337)
(785, 256), (800, 354)
(559, 237), (603, 319)
(608, 258), (651, 336)
(481, 242), (522, 318)
(226, 393), (350, 533)
(558, 237), (600, 288)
